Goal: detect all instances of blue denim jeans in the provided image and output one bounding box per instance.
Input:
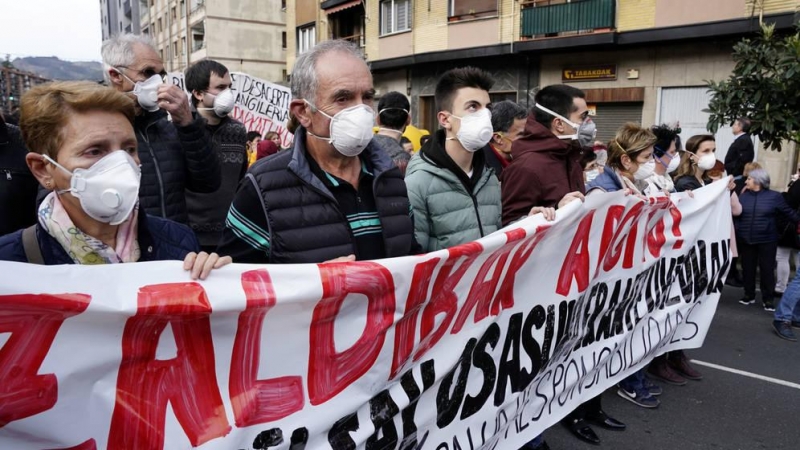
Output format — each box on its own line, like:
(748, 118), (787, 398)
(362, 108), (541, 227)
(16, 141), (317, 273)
(775, 268), (800, 322)
(618, 369), (646, 395)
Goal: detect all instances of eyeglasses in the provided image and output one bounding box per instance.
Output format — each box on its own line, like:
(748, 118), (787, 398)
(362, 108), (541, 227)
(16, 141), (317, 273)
(117, 65), (167, 81)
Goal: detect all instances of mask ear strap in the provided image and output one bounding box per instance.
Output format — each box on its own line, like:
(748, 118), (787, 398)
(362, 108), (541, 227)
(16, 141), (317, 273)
(112, 67), (136, 86)
(534, 103), (580, 129)
(41, 154), (72, 176)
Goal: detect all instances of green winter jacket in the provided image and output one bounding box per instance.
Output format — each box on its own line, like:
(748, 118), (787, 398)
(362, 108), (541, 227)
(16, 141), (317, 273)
(405, 151), (503, 253)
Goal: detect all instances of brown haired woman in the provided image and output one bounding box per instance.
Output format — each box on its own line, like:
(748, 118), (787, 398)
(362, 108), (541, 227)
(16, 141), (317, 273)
(673, 134), (716, 192)
(585, 124), (663, 413)
(0, 81), (230, 279)
(586, 122), (656, 195)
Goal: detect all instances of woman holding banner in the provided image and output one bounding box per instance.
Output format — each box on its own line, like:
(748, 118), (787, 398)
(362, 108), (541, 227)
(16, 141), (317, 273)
(587, 123), (664, 410)
(0, 81), (230, 280)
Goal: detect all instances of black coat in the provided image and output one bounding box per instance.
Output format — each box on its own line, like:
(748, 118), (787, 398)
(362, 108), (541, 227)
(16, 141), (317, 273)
(778, 181), (800, 248)
(724, 134), (755, 177)
(0, 212), (199, 264)
(184, 116), (248, 247)
(736, 189), (800, 245)
(0, 119), (38, 236)
(134, 109), (221, 224)
(673, 175), (711, 193)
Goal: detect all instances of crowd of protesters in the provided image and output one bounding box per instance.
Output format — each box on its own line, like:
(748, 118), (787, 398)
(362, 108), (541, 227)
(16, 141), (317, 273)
(2, 34), (799, 449)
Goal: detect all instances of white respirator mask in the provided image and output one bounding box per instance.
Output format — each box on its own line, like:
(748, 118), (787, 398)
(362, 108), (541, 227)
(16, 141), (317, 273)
(43, 150), (141, 225)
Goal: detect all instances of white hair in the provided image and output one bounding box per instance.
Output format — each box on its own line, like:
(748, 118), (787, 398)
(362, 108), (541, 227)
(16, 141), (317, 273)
(101, 33), (159, 84)
(290, 40), (366, 105)
(748, 168), (771, 190)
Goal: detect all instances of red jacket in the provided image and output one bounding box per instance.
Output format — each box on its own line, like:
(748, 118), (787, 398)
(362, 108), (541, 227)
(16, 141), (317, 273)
(501, 115), (585, 226)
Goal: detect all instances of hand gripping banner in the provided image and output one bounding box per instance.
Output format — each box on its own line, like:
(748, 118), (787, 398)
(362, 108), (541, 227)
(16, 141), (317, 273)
(0, 181), (732, 449)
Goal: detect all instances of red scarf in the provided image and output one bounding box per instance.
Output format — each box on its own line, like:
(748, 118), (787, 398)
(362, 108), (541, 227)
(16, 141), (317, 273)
(490, 144), (510, 168)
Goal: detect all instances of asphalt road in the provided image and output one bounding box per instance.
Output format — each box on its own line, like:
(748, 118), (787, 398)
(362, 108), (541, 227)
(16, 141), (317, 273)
(542, 284), (800, 450)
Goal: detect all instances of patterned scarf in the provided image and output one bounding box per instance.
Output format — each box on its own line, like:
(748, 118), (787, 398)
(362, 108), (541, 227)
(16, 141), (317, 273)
(616, 169), (644, 196)
(38, 192), (141, 264)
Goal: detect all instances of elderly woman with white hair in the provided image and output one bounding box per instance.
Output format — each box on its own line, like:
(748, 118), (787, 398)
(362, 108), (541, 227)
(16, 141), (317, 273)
(736, 168), (800, 311)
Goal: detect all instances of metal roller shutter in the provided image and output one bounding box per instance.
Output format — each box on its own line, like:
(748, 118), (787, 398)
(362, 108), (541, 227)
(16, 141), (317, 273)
(592, 103), (644, 144)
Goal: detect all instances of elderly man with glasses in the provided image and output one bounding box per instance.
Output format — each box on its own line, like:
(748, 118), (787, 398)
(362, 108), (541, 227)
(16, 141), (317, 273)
(102, 33), (220, 224)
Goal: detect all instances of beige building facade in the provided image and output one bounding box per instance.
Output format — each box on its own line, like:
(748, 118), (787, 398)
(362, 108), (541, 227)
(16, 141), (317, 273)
(285, 0), (798, 185)
(138, 0), (287, 82)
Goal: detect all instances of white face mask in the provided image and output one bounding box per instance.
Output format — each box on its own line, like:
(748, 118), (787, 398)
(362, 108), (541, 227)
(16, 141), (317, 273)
(447, 108), (493, 152)
(657, 151), (681, 174)
(43, 150), (141, 225)
(585, 169), (600, 183)
(534, 103), (593, 143)
(694, 153), (717, 171)
(119, 72), (163, 112)
(634, 159), (656, 181)
(198, 88), (235, 117)
(305, 101), (375, 157)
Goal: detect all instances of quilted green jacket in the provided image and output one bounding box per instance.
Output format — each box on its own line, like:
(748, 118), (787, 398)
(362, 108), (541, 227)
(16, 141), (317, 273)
(405, 153), (502, 253)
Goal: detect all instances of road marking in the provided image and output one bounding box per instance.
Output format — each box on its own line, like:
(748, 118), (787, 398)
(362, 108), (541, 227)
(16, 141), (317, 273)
(691, 359), (800, 390)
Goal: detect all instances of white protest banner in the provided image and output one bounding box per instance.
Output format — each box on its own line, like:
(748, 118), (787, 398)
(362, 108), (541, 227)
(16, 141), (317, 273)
(0, 181), (732, 450)
(230, 72), (293, 148)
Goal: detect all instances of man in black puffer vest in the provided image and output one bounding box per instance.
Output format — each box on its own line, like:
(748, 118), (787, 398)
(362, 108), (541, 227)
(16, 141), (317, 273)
(218, 40), (419, 263)
(102, 33), (220, 224)
(184, 59), (248, 252)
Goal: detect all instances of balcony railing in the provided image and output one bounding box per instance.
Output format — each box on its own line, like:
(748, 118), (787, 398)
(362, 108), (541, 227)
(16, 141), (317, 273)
(192, 40), (206, 52)
(521, 0), (615, 38)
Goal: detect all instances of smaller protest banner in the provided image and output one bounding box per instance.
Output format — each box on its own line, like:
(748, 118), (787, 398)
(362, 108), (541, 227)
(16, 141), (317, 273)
(230, 72), (293, 149)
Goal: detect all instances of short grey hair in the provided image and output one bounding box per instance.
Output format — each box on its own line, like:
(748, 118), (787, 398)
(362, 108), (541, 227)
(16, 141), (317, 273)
(491, 100), (527, 133)
(748, 168), (770, 189)
(101, 33), (158, 84)
(290, 40), (366, 104)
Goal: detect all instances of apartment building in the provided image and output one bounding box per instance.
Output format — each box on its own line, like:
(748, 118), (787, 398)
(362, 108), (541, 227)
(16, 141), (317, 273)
(0, 67), (49, 114)
(287, 0), (799, 184)
(101, 0), (142, 40)
(135, 0), (287, 82)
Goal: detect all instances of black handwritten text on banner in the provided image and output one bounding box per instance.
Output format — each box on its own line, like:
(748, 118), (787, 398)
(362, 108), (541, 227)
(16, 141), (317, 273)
(0, 181), (732, 449)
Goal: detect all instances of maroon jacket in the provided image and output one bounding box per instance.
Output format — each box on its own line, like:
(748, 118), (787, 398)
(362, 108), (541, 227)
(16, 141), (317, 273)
(501, 115), (585, 226)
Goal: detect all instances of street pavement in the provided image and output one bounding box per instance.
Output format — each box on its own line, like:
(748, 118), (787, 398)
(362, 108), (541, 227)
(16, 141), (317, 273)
(543, 284), (800, 450)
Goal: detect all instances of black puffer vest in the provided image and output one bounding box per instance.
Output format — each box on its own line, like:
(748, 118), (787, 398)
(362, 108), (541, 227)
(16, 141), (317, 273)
(248, 127), (416, 263)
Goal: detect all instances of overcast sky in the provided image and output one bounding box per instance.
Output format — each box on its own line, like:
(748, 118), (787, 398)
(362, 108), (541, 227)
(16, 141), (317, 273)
(0, 0), (103, 62)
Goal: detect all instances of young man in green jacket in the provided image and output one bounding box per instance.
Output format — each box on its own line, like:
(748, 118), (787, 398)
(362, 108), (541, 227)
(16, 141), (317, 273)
(404, 67), (502, 253)
(405, 67), (555, 450)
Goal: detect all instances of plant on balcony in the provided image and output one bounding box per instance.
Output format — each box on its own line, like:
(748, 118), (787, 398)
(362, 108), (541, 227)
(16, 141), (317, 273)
(706, 23), (800, 151)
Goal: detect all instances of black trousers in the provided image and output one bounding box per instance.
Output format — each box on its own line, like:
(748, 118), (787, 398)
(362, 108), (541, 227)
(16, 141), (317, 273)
(563, 394), (603, 422)
(739, 240), (778, 302)
(728, 256), (741, 279)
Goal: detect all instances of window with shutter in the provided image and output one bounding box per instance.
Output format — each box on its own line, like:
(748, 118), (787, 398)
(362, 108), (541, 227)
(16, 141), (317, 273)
(381, 1), (393, 35)
(397, 0), (409, 31)
(380, 0), (412, 36)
